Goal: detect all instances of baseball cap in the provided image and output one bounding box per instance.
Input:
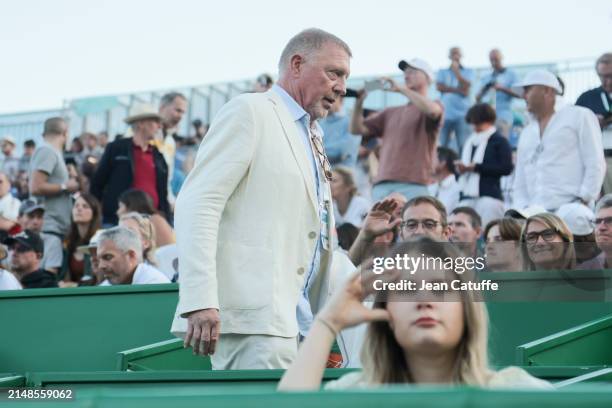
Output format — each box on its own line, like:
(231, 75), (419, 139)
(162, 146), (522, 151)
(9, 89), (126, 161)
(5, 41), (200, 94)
(556, 203), (595, 236)
(512, 69), (563, 95)
(4, 229), (44, 254)
(398, 58), (434, 82)
(505, 205), (548, 220)
(18, 198), (45, 217)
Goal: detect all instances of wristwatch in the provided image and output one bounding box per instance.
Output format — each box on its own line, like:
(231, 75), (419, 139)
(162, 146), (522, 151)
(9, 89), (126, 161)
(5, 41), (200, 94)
(60, 183), (67, 192)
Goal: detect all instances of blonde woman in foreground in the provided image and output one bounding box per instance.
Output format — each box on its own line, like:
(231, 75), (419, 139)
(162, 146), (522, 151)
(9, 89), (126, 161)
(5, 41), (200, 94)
(278, 238), (552, 391)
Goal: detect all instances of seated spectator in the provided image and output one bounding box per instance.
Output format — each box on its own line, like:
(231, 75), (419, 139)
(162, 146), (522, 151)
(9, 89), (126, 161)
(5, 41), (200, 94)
(483, 217), (523, 272)
(75, 229), (105, 285)
(17, 199), (45, 234)
(117, 189), (175, 247)
(448, 207), (483, 259)
(0, 266), (21, 290)
(332, 167), (370, 228)
(97, 227), (169, 285)
(456, 104), (513, 226)
(0, 244), (21, 289)
(61, 193), (101, 284)
(512, 70), (605, 211)
(5, 230), (58, 288)
(556, 203), (600, 267)
(118, 212), (157, 266)
(14, 170), (30, 201)
(428, 147), (460, 212)
(590, 194), (612, 268)
(520, 213), (575, 271)
(0, 171), (21, 233)
(348, 196), (448, 266)
(253, 73), (274, 93)
(278, 238), (551, 390)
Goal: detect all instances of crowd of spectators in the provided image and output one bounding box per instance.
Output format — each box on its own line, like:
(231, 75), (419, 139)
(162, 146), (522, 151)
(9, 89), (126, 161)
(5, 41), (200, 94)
(0, 49), (610, 353)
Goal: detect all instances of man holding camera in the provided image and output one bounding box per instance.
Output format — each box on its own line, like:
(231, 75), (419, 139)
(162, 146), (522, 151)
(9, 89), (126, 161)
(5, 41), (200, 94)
(349, 58), (443, 202)
(475, 49), (521, 137)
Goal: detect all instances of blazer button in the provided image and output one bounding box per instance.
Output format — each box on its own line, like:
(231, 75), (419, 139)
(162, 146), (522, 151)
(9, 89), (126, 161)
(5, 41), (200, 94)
(308, 231), (317, 239)
(297, 267), (305, 275)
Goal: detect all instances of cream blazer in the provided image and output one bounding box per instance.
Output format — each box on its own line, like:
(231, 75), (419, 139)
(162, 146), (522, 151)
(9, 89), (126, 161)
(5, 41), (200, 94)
(171, 90), (335, 338)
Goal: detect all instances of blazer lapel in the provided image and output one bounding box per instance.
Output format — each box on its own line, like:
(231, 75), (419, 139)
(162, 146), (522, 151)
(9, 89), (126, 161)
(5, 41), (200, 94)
(267, 92), (318, 213)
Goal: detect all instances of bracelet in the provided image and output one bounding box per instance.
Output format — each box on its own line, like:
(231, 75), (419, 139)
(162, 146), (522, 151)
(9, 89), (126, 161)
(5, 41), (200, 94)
(316, 316), (339, 337)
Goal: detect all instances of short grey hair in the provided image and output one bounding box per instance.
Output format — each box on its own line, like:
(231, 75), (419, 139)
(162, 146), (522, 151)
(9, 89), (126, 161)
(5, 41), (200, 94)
(98, 226), (143, 263)
(278, 28), (352, 75)
(160, 92), (187, 107)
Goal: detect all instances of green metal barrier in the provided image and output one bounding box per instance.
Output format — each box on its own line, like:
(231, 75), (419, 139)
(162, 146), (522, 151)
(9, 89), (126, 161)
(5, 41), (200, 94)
(117, 338), (211, 371)
(2, 270), (611, 374)
(0, 284), (178, 373)
(2, 380), (612, 408)
(483, 270), (612, 366)
(517, 315), (612, 366)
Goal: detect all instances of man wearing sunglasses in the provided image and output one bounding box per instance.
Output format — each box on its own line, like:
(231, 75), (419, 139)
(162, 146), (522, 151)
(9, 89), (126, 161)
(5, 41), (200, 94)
(4, 230), (57, 289)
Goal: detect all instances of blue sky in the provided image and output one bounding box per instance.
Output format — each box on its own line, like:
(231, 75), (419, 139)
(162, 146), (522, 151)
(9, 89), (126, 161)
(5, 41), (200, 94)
(1, 0), (611, 113)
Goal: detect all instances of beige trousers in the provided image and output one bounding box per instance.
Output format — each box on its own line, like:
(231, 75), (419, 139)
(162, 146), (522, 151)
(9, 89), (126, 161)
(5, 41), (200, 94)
(211, 333), (298, 370)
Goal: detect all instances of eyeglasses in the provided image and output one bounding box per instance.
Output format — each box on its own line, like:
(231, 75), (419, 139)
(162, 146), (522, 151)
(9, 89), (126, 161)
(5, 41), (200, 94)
(524, 229), (559, 244)
(309, 127), (333, 182)
(592, 217), (612, 227)
(401, 219), (440, 231)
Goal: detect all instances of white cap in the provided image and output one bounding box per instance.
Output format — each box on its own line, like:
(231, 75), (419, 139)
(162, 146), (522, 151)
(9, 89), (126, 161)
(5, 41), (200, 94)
(556, 203), (594, 236)
(505, 205), (548, 220)
(398, 58), (434, 82)
(512, 69), (563, 95)
(0, 135), (16, 146)
(76, 229), (106, 253)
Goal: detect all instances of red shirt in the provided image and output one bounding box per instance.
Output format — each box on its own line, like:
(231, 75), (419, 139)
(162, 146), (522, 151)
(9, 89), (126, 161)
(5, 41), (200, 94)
(132, 143), (159, 208)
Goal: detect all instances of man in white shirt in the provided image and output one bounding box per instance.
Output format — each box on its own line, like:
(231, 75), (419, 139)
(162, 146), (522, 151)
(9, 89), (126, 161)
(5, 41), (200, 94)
(512, 70), (605, 211)
(97, 226), (169, 285)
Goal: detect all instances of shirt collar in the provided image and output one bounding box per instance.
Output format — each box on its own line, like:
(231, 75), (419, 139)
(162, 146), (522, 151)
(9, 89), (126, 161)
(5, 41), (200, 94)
(272, 84), (309, 124)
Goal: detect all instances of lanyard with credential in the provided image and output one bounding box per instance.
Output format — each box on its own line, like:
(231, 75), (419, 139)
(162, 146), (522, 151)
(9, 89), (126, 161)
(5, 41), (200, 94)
(601, 91), (611, 113)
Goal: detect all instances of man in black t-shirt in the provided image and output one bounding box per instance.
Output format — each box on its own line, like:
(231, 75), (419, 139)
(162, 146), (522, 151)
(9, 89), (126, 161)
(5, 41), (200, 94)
(4, 230), (57, 289)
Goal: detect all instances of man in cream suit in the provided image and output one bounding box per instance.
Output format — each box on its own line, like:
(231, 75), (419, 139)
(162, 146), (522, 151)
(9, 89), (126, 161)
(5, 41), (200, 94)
(171, 28), (351, 369)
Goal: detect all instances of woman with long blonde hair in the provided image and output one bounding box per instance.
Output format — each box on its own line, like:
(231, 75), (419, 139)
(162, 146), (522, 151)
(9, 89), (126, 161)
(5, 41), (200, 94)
(279, 238), (550, 390)
(118, 212), (157, 266)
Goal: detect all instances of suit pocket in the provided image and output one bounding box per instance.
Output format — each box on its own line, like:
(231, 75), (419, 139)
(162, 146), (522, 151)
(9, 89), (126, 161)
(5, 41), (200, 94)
(217, 242), (274, 310)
